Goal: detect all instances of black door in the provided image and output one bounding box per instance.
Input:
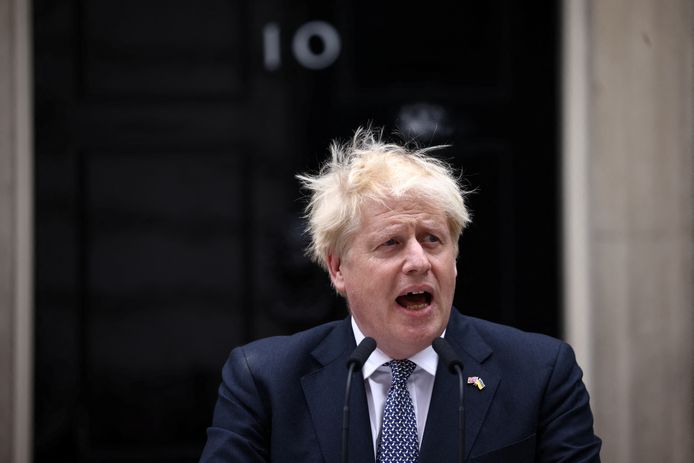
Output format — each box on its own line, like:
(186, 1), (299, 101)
(34, 1), (559, 461)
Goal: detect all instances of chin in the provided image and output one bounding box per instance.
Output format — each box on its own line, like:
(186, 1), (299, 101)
(403, 318), (444, 338)
(389, 329), (436, 356)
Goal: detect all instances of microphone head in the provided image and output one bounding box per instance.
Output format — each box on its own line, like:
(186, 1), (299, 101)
(432, 337), (463, 374)
(347, 337), (377, 371)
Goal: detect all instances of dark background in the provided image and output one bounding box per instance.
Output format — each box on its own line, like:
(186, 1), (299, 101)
(33, 1), (560, 461)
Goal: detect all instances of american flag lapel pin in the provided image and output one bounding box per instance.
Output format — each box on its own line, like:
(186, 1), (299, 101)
(467, 376), (486, 390)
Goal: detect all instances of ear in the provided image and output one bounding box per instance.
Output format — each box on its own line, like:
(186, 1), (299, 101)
(327, 254), (346, 294)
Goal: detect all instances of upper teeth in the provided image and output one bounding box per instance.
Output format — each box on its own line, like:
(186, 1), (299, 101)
(409, 291), (424, 295)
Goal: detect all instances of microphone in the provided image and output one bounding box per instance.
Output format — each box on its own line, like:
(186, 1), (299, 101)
(347, 336), (377, 371)
(432, 337), (466, 463)
(341, 337), (377, 463)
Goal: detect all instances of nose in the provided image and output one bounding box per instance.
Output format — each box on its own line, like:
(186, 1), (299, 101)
(402, 239), (432, 274)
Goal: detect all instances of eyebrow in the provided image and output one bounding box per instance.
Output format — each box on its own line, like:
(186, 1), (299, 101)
(368, 220), (447, 239)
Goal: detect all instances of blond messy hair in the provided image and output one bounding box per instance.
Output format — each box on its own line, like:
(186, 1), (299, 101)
(297, 127), (471, 270)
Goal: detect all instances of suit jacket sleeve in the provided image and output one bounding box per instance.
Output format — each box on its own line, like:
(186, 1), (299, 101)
(200, 346), (270, 463)
(537, 342), (601, 462)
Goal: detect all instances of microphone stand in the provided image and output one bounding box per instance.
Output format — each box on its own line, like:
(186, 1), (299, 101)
(453, 362), (465, 463)
(432, 337), (465, 463)
(341, 337), (376, 463)
(341, 361), (357, 463)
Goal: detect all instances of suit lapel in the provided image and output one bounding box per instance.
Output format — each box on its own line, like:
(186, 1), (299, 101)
(301, 318), (375, 463)
(419, 311), (501, 461)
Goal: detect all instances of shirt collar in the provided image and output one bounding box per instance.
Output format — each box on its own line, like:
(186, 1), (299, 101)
(351, 317), (442, 379)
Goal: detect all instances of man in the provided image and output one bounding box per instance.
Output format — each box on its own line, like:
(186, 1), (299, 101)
(200, 128), (601, 462)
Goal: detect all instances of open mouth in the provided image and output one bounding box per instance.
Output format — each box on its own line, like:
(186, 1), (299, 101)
(396, 291), (432, 310)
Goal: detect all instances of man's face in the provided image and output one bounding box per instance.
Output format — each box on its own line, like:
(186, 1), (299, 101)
(328, 197), (458, 359)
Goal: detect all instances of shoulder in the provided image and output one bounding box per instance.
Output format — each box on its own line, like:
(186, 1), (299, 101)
(241, 319), (343, 356)
(464, 315), (563, 349)
(454, 313), (576, 371)
(224, 319), (346, 379)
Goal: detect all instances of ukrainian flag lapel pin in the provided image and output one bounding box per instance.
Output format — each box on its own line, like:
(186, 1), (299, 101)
(467, 376), (486, 391)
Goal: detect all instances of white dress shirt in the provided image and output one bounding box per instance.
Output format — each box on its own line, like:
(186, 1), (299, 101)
(351, 318), (441, 455)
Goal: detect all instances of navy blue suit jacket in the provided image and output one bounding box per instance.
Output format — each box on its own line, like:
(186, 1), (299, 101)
(200, 310), (601, 462)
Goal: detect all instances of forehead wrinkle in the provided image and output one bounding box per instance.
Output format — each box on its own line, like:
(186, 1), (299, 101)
(365, 207), (447, 230)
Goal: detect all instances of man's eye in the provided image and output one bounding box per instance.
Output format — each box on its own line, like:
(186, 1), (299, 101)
(424, 234), (440, 243)
(383, 239), (398, 246)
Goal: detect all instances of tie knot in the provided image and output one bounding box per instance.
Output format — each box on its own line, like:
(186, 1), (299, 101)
(387, 360), (416, 387)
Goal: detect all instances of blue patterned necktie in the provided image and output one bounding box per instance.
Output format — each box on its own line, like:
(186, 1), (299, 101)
(377, 360), (419, 463)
